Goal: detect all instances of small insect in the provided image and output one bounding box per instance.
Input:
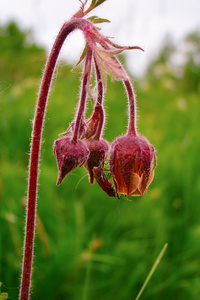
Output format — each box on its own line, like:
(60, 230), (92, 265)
(93, 166), (119, 198)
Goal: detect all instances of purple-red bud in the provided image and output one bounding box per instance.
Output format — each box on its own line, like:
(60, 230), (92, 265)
(83, 138), (109, 184)
(109, 134), (156, 196)
(53, 136), (89, 185)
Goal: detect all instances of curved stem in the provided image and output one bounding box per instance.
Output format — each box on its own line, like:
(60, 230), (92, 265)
(124, 79), (137, 136)
(19, 18), (88, 300)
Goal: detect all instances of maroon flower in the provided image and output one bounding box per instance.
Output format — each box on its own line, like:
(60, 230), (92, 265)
(84, 138), (110, 184)
(109, 134), (156, 196)
(53, 136), (89, 185)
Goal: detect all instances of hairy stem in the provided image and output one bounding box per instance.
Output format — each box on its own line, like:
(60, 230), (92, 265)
(124, 79), (137, 136)
(19, 18), (87, 300)
(94, 56), (103, 106)
(93, 56), (104, 140)
(72, 46), (92, 144)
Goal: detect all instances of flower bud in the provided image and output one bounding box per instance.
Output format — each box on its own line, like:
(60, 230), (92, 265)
(83, 138), (110, 184)
(53, 136), (89, 185)
(109, 134), (156, 196)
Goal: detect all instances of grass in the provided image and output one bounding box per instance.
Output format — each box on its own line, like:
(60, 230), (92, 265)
(1, 23), (200, 299)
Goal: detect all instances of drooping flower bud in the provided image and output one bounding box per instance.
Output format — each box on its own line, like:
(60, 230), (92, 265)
(109, 134), (156, 196)
(53, 136), (89, 185)
(83, 138), (109, 184)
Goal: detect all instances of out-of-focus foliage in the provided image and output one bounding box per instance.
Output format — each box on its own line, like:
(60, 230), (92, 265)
(146, 31), (200, 92)
(1, 22), (200, 300)
(0, 22), (45, 82)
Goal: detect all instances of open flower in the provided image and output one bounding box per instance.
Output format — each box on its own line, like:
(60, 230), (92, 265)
(109, 134), (156, 196)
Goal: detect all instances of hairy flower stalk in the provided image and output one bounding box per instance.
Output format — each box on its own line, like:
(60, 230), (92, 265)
(124, 79), (137, 137)
(53, 48), (92, 185)
(109, 76), (156, 196)
(19, 18), (84, 300)
(83, 57), (110, 183)
(19, 1), (155, 299)
(19, 11), (106, 300)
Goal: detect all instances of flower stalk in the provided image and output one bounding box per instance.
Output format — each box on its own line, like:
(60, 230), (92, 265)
(72, 47), (91, 143)
(124, 79), (137, 136)
(19, 17), (90, 300)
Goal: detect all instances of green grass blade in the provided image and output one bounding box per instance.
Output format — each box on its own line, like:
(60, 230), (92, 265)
(135, 243), (168, 300)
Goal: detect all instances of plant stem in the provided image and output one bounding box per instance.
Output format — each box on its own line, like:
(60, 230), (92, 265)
(135, 243), (168, 300)
(93, 56), (104, 140)
(94, 56), (103, 107)
(71, 46), (93, 144)
(19, 18), (86, 300)
(124, 79), (137, 136)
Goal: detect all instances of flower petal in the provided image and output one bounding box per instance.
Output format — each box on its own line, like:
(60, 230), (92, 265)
(128, 172), (141, 195)
(139, 169), (155, 195)
(112, 152), (127, 195)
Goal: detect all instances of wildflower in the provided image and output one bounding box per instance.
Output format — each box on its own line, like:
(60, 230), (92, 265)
(84, 138), (109, 184)
(83, 58), (110, 183)
(51, 0), (154, 195)
(109, 79), (156, 196)
(110, 134), (156, 196)
(53, 136), (89, 185)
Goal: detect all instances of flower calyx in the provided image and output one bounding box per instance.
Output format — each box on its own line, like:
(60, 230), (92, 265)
(83, 138), (110, 184)
(109, 134), (156, 197)
(53, 136), (89, 185)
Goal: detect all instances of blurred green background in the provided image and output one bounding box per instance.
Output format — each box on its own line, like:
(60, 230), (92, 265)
(0, 22), (200, 299)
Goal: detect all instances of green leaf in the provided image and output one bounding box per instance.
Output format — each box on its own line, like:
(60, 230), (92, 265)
(84, 0), (108, 15)
(135, 243), (168, 300)
(93, 0), (108, 9)
(72, 44), (87, 70)
(90, 0), (97, 6)
(87, 16), (110, 24)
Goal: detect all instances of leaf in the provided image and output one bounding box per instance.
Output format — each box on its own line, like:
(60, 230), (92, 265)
(72, 44), (88, 70)
(84, 0), (108, 15)
(87, 16), (110, 24)
(135, 243), (168, 300)
(90, 0), (97, 6)
(92, 0), (108, 9)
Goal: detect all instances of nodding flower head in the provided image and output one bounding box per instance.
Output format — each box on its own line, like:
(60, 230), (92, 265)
(109, 134), (156, 197)
(53, 136), (89, 185)
(83, 138), (110, 184)
(51, 0), (154, 195)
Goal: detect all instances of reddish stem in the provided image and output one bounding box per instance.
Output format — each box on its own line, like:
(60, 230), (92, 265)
(94, 56), (103, 106)
(95, 42), (137, 137)
(124, 79), (137, 136)
(93, 57), (104, 140)
(19, 18), (89, 300)
(71, 46), (92, 144)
